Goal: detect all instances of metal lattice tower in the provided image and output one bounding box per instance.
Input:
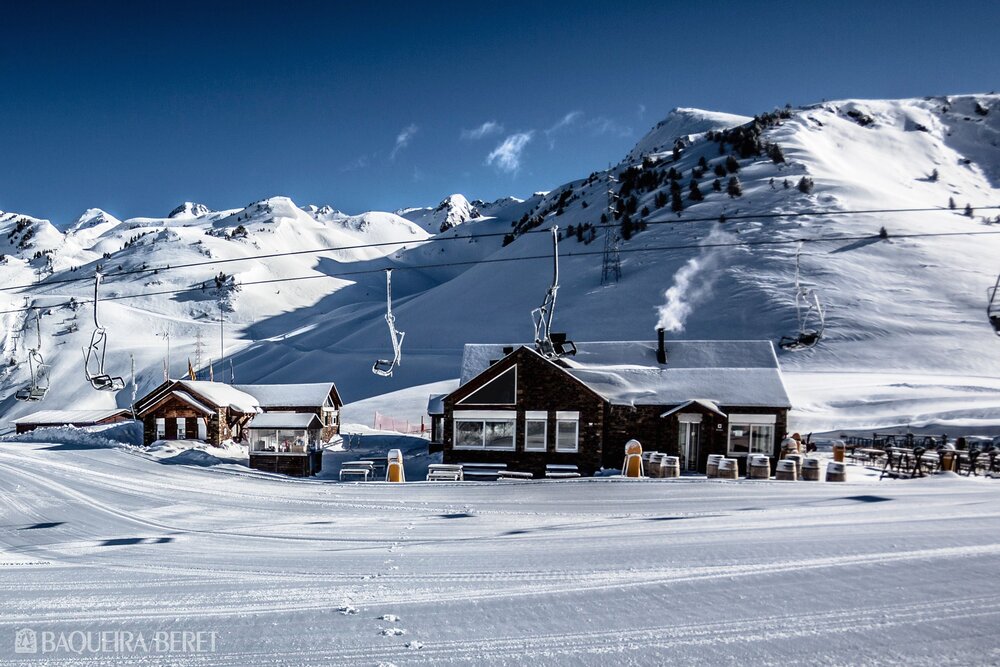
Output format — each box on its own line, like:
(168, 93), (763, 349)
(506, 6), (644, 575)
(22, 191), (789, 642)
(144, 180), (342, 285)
(194, 329), (205, 370)
(601, 170), (622, 285)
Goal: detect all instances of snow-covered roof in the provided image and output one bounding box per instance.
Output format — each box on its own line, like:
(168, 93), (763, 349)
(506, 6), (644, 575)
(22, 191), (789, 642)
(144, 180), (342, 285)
(170, 391), (216, 416)
(13, 408), (131, 425)
(179, 381), (261, 414)
(246, 412), (322, 430)
(234, 383), (339, 408)
(460, 341), (791, 408)
(427, 394), (446, 416)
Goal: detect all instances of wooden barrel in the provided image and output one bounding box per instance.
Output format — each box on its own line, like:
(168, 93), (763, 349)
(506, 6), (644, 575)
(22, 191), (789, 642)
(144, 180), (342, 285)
(661, 455), (680, 478)
(717, 457), (739, 479)
(785, 454), (804, 478)
(646, 453), (662, 477)
(748, 454), (771, 479)
(801, 457), (820, 481)
(826, 461), (847, 482)
(706, 454), (724, 478)
(775, 459), (797, 481)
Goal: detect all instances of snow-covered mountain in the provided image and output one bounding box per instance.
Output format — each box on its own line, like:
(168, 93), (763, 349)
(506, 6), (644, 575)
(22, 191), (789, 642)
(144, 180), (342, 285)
(2, 94), (1000, 434)
(397, 194), (481, 233)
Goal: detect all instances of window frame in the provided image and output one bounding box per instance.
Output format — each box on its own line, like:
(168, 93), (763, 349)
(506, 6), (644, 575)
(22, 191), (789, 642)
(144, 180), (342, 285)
(554, 411), (580, 453)
(452, 410), (517, 451)
(727, 414), (777, 456)
(524, 411), (548, 452)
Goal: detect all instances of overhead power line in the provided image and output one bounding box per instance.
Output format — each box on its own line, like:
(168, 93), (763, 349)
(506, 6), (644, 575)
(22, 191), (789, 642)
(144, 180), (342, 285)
(4, 227), (1000, 316)
(1, 203), (998, 296)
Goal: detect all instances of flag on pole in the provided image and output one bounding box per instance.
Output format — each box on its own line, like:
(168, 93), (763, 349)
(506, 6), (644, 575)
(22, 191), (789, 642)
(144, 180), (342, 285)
(188, 359), (197, 381)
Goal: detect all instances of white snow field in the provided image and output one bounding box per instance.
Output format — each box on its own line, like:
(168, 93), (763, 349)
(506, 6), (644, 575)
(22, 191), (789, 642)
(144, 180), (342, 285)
(1, 439), (999, 665)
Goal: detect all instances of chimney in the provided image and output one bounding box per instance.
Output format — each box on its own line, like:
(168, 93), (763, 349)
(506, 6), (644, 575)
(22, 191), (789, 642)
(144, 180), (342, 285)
(656, 327), (667, 365)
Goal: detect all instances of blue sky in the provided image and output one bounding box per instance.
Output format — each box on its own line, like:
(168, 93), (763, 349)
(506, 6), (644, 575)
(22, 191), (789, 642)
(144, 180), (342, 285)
(1, 0), (998, 225)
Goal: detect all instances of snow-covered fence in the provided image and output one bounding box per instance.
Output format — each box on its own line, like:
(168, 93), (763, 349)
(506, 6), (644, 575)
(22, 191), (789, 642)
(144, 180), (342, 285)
(373, 411), (427, 437)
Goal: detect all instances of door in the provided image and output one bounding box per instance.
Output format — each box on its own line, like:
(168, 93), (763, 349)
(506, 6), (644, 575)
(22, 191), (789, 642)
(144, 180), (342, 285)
(677, 414), (702, 472)
(197, 418), (208, 441)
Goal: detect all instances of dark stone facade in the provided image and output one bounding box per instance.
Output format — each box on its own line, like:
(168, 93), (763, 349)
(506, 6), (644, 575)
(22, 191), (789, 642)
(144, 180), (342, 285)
(441, 347), (789, 477)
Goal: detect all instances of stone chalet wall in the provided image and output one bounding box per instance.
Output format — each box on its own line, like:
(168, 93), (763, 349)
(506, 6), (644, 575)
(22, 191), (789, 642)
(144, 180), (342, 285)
(443, 348), (606, 477)
(602, 403), (788, 473)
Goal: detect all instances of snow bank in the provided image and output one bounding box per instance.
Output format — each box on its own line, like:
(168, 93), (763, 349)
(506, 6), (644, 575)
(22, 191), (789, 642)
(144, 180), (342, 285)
(0, 420), (143, 448)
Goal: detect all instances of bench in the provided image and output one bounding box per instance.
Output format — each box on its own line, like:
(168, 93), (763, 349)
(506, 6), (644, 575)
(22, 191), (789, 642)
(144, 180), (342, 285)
(545, 464), (581, 479)
(460, 462), (507, 481)
(497, 470), (534, 481)
(426, 464), (464, 482)
(339, 461), (374, 482)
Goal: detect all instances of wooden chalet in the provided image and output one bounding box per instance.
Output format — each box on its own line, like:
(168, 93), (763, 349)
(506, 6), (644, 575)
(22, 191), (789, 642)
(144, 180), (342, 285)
(134, 380), (261, 446)
(434, 332), (791, 477)
(13, 408), (133, 434)
(133, 380), (341, 477)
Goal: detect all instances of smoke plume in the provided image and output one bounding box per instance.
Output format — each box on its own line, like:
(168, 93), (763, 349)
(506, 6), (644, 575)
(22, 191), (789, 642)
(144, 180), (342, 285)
(655, 228), (734, 332)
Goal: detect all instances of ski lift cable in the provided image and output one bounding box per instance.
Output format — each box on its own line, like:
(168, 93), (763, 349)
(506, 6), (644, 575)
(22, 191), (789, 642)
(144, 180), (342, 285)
(7, 227), (1000, 316)
(3, 203), (999, 295)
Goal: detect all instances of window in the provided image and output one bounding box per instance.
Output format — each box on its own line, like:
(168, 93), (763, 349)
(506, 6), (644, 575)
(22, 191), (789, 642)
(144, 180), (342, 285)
(555, 411), (579, 452)
(453, 411), (516, 450)
(524, 411), (547, 451)
(176, 417), (186, 439)
(155, 418), (166, 440)
(457, 367), (516, 405)
(727, 414), (777, 456)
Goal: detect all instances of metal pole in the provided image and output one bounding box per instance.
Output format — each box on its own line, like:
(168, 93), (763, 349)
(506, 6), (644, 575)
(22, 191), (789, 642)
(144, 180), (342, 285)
(220, 306), (225, 383)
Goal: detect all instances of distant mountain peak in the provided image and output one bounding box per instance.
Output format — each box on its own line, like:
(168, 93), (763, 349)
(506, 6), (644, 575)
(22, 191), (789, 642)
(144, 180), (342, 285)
(168, 202), (212, 219)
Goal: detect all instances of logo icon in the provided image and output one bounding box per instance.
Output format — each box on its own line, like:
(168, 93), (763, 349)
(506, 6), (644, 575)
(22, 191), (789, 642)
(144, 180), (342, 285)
(15, 628), (37, 654)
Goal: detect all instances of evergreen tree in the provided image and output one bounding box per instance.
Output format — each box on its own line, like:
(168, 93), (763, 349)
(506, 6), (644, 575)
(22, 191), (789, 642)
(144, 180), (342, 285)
(688, 179), (704, 202)
(727, 176), (743, 198)
(948, 197), (956, 210)
(698, 156), (708, 170)
(767, 143), (785, 164)
(713, 163), (727, 178)
(621, 214), (634, 240)
(929, 168), (938, 182)
(641, 205), (650, 217)
(671, 190), (684, 212)
(797, 177), (815, 194)
(712, 178), (722, 192)
(964, 203), (974, 217)
(725, 155), (740, 174)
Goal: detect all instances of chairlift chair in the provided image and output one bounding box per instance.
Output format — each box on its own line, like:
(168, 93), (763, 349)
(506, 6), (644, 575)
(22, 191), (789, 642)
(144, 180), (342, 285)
(82, 273), (125, 391)
(533, 227), (576, 359)
(988, 273), (1000, 335)
(14, 309), (49, 402)
(780, 245), (825, 351)
(372, 269), (405, 377)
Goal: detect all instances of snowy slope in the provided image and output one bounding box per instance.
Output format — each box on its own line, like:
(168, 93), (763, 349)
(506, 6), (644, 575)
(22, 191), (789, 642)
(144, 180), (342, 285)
(2, 94), (1000, 435)
(1, 439), (999, 665)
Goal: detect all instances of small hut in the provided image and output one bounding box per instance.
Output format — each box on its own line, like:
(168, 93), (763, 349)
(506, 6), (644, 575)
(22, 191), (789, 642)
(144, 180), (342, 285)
(245, 412), (324, 477)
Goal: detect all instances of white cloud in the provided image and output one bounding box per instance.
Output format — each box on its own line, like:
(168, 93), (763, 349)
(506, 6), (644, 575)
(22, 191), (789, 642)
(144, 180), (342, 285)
(585, 116), (633, 138)
(389, 124), (418, 161)
(461, 120), (504, 140)
(546, 111), (583, 135)
(486, 131), (534, 173)
(637, 103), (647, 119)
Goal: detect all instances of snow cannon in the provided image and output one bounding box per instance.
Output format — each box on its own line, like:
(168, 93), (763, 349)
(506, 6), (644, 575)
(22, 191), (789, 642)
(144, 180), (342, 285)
(622, 439), (644, 478)
(386, 449), (405, 483)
